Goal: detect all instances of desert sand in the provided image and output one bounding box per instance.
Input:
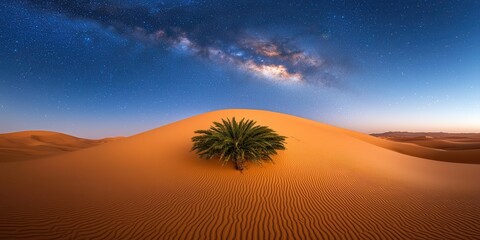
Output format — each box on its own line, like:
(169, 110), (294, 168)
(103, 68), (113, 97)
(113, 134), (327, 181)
(1, 109), (479, 239)
(0, 131), (122, 162)
(372, 132), (480, 150)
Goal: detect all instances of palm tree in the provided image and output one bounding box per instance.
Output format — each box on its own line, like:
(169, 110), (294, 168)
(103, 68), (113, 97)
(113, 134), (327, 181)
(191, 117), (287, 171)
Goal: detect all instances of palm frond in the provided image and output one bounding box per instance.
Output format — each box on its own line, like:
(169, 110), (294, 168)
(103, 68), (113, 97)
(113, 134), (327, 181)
(191, 117), (287, 171)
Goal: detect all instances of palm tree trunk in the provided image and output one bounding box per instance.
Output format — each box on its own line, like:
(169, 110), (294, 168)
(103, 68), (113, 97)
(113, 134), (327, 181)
(235, 158), (245, 171)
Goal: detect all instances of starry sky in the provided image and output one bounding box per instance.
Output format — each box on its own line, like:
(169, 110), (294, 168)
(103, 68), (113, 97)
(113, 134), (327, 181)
(1, 0), (479, 138)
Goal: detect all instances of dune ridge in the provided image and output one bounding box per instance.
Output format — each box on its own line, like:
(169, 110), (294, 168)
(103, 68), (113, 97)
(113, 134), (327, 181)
(0, 130), (123, 162)
(1, 109), (479, 239)
(372, 131), (480, 151)
(343, 130), (480, 164)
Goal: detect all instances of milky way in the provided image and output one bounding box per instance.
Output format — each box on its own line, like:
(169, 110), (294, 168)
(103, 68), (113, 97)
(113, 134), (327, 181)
(26, 0), (347, 86)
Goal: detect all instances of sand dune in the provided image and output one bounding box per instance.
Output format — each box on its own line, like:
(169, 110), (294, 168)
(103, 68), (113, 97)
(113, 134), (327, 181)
(1, 109), (479, 239)
(0, 131), (122, 162)
(372, 132), (480, 151)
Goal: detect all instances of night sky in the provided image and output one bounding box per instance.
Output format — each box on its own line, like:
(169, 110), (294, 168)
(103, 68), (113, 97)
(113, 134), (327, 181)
(1, 0), (479, 138)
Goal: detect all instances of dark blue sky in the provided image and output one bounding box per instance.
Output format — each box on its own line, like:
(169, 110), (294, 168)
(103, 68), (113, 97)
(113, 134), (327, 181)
(1, 0), (479, 138)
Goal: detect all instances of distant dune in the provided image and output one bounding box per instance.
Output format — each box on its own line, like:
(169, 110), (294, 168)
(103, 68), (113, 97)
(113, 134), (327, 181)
(372, 131), (480, 151)
(0, 131), (123, 162)
(1, 109), (479, 239)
